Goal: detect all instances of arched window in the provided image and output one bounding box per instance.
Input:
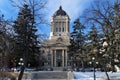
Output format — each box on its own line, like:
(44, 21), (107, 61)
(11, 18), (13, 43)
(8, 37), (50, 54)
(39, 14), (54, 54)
(57, 37), (63, 42)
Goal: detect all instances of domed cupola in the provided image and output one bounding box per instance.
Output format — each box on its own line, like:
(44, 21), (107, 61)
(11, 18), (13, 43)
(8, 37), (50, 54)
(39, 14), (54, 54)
(49, 6), (70, 41)
(53, 6), (68, 17)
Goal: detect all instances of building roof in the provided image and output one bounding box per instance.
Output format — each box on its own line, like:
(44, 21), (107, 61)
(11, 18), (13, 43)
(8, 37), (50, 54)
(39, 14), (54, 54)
(53, 6), (68, 17)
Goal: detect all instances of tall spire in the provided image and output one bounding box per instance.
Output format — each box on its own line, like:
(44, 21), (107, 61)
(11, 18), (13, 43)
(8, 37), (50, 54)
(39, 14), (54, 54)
(53, 6), (68, 17)
(59, 5), (62, 10)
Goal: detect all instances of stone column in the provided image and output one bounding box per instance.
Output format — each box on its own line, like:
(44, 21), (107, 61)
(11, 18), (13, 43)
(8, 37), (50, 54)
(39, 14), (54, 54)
(66, 20), (68, 32)
(54, 50), (56, 67)
(64, 22), (66, 32)
(65, 49), (68, 67)
(62, 49), (64, 67)
(60, 22), (61, 32)
(51, 50), (53, 67)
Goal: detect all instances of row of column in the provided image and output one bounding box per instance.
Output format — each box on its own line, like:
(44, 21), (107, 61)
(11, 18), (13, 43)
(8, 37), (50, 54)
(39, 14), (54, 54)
(51, 21), (69, 33)
(54, 22), (66, 32)
(50, 49), (67, 67)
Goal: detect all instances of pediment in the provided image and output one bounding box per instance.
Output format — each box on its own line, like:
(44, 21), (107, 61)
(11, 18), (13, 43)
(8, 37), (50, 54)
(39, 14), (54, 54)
(56, 37), (63, 42)
(43, 37), (70, 47)
(52, 42), (66, 47)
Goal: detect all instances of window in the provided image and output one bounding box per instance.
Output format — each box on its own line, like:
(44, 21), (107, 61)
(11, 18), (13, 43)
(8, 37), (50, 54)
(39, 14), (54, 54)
(59, 27), (61, 32)
(56, 27), (58, 32)
(57, 37), (62, 41)
(48, 54), (51, 60)
(62, 27), (64, 32)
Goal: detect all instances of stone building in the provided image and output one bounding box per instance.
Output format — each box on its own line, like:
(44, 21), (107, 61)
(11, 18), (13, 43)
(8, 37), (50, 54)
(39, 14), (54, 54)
(42, 6), (70, 68)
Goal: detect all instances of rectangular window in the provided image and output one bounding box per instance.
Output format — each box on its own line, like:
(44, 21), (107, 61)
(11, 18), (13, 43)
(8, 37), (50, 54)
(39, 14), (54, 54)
(59, 27), (61, 32)
(62, 27), (64, 32)
(56, 28), (58, 32)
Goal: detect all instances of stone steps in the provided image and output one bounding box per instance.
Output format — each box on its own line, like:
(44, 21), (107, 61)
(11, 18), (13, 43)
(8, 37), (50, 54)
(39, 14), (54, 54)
(31, 71), (68, 79)
(53, 67), (63, 71)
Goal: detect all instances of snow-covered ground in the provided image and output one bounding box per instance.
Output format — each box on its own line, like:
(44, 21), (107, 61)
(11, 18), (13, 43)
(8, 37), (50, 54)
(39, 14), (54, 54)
(73, 71), (120, 80)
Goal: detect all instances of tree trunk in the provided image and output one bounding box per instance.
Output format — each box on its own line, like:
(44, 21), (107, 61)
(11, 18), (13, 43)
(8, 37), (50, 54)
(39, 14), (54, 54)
(104, 62), (110, 80)
(105, 67), (110, 80)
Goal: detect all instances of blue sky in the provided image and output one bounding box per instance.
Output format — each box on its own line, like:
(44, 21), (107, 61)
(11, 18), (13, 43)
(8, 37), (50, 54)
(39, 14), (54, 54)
(0, 0), (94, 36)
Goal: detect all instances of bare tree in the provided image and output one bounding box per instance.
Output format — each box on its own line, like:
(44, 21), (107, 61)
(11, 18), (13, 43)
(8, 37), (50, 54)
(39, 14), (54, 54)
(80, 1), (120, 80)
(82, 0), (120, 70)
(10, 0), (47, 25)
(0, 13), (14, 71)
(10, 0), (48, 49)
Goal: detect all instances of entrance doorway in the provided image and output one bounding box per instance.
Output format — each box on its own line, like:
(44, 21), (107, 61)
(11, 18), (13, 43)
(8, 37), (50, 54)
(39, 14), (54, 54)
(56, 50), (62, 67)
(57, 61), (62, 67)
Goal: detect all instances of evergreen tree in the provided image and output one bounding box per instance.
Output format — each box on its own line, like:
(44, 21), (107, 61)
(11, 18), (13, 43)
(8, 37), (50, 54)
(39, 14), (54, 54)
(87, 25), (101, 66)
(69, 18), (86, 69)
(13, 4), (40, 80)
(87, 25), (101, 52)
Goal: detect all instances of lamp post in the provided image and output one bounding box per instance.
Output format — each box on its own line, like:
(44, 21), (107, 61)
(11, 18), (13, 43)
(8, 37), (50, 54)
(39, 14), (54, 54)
(92, 57), (96, 80)
(92, 57), (98, 80)
(18, 58), (24, 66)
(18, 58), (24, 71)
(89, 57), (98, 80)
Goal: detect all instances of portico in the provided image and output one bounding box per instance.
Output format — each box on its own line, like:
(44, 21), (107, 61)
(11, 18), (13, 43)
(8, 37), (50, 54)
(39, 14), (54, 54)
(50, 48), (68, 67)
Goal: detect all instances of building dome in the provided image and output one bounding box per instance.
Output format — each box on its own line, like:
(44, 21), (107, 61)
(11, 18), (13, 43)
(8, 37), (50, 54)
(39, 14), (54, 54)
(53, 6), (68, 17)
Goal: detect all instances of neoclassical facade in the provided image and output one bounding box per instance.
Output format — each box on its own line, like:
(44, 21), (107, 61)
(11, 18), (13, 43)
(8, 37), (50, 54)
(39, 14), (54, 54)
(42, 6), (70, 68)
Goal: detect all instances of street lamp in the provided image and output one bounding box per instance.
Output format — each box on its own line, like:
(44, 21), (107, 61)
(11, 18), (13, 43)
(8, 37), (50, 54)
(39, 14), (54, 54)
(92, 57), (96, 80)
(18, 58), (24, 67)
(89, 57), (98, 80)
